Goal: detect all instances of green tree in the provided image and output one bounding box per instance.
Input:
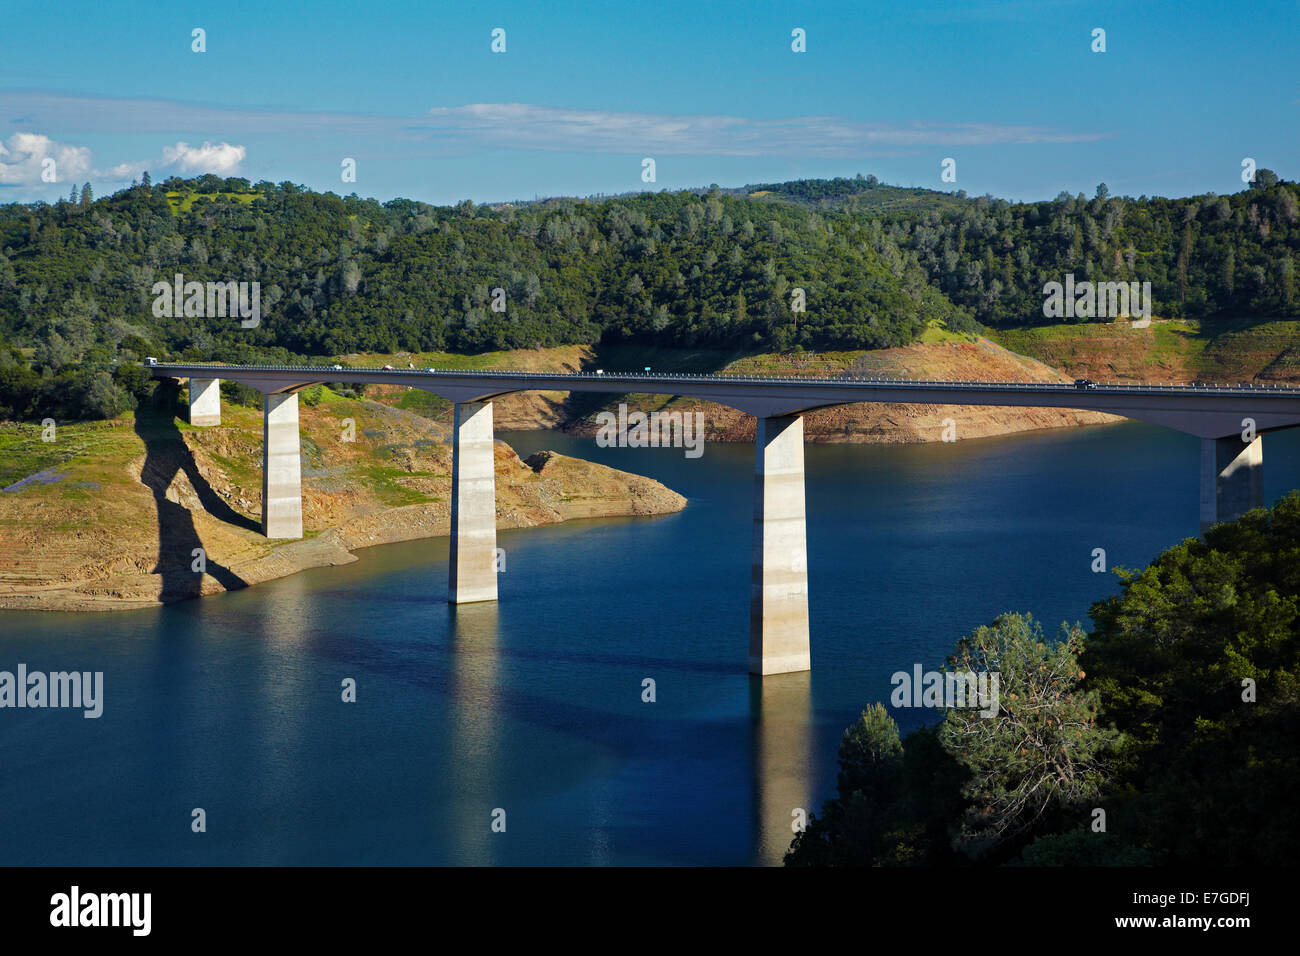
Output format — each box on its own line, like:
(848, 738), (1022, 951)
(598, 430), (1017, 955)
(111, 362), (156, 406)
(940, 613), (1117, 859)
(1249, 168), (1280, 190)
(1085, 493), (1300, 864)
(784, 704), (905, 866)
(78, 370), (131, 418)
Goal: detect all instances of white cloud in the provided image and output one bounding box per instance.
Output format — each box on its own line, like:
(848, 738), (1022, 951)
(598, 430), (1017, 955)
(104, 160), (150, 180)
(422, 103), (1110, 157)
(0, 90), (392, 137)
(0, 132), (92, 185)
(91, 140), (248, 186)
(0, 90), (1109, 165)
(159, 141), (246, 174)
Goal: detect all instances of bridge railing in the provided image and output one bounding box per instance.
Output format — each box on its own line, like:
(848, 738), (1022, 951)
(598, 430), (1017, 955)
(146, 362), (1300, 393)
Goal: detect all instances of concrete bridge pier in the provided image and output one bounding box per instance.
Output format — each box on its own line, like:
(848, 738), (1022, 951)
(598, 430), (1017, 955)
(261, 392), (303, 539)
(750, 414), (811, 675)
(449, 401), (499, 604)
(189, 377), (221, 426)
(1200, 434), (1263, 535)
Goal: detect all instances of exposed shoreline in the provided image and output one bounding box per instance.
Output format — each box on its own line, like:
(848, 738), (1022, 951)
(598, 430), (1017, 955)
(0, 406), (686, 614)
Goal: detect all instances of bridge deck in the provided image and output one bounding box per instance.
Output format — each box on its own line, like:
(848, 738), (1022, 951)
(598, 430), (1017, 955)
(149, 363), (1300, 438)
(149, 362), (1300, 394)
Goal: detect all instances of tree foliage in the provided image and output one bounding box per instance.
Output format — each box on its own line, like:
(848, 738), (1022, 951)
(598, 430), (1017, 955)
(940, 613), (1115, 858)
(883, 176), (1300, 324)
(788, 496), (1300, 866)
(0, 176), (975, 373)
(1085, 492), (1300, 864)
(788, 613), (1114, 866)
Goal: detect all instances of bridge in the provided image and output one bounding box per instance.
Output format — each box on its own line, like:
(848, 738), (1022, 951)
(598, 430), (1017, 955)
(149, 362), (1300, 675)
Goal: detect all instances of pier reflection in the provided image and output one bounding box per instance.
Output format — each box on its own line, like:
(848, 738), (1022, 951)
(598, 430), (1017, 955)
(445, 601), (502, 864)
(749, 671), (813, 866)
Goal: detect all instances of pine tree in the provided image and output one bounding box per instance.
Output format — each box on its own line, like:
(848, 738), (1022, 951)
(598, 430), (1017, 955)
(141, 170), (151, 188)
(79, 183), (93, 207)
(68, 184), (78, 204)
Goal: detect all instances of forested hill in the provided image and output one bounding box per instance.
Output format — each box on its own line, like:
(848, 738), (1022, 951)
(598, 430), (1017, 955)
(0, 175), (968, 365)
(0, 173), (1297, 376)
(885, 175), (1300, 327)
(735, 173), (1300, 326)
(737, 175), (972, 215)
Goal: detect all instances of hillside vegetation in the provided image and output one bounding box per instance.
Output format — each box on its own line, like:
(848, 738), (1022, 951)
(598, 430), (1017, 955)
(1, 173), (1297, 425)
(889, 178), (1299, 327)
(0, 174), (970, 365)
(988, 317), (1300, 384)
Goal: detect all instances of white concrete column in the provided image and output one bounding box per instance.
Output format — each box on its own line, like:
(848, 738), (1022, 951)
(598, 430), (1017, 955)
(261, 392), (303, 539)
(750, 414), (811, 675)
(189, 377), (221, 426)
(450, 401), (498, 604)
(1200, 434), (1263, 535)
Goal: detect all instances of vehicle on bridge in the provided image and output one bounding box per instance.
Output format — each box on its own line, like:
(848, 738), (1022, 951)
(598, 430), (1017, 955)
(1074, 378), (1098, 390)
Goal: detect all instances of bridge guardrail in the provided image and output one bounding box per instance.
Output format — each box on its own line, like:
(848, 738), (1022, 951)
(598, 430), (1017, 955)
(145, 363), (1300, 394)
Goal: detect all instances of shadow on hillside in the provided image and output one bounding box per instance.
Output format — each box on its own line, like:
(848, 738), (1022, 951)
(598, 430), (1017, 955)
(134, 384), (252, 600)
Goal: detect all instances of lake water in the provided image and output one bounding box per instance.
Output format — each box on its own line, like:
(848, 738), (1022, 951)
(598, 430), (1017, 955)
(3, 422), (1298, 865)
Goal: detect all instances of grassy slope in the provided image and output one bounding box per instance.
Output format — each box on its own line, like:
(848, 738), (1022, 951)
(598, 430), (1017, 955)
(163, 189), (262, 214)
(0, 420), (136, 489)
(987, 317), (1300, 384)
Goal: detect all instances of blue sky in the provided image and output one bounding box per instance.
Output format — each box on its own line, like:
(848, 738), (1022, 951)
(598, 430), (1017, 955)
(1, 0), (1296, 205)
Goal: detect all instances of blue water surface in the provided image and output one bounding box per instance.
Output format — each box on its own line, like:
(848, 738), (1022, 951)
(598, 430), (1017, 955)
(2, 423), (1296, 865)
